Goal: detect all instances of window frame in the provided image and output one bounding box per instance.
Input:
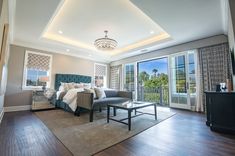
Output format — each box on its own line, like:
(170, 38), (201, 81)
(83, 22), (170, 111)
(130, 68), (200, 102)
(94, 63), (107, 88)
(22, 50), (53, 90)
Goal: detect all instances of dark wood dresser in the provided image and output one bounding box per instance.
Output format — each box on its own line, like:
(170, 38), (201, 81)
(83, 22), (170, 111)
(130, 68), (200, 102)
(205, 91), (235, 134)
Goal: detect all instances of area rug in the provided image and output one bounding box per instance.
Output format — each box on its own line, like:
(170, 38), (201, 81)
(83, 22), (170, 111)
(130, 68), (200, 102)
(35, 107), (175, 156)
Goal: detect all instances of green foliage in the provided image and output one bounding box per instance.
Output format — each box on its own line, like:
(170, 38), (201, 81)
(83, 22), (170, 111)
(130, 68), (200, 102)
(144, 73), (168, 88)
(139, 71), (150, 83)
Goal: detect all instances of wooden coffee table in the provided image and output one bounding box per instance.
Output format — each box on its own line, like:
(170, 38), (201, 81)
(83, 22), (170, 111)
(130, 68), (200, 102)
(107, 101), (157, 130)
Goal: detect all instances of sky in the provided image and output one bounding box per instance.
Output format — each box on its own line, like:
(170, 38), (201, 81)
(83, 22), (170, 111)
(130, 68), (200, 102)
(138, 57), (168, 75)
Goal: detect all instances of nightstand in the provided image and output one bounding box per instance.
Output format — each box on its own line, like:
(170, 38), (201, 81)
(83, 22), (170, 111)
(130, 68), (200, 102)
(32, 90), (55, 110)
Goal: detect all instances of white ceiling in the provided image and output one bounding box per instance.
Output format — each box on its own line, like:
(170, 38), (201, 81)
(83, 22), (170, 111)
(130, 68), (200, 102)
(12, 0), (227, 63)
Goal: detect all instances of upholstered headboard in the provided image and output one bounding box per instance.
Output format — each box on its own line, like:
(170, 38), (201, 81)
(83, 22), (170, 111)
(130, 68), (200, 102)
(54, 74), (92, 91)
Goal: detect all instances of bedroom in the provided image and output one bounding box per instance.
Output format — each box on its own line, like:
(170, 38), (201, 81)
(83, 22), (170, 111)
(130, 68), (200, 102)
(1, 0), (235, 156)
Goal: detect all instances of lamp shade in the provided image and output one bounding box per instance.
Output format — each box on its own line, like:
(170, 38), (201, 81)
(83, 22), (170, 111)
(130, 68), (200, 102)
(39, 76), (49, 82)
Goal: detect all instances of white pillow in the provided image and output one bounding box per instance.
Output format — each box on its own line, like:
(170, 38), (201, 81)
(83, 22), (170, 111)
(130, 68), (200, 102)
(80, 83), (91, 89)
(74, 83), (84, 88)
(59, 85), (65, 92)
(60, 82), (75, 91)
(63, 88), (84, 104)
(94, 88), (106, 99)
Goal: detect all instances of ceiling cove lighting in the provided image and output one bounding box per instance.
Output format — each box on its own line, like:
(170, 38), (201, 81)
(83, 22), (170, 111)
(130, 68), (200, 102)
(58, 30), (63, 34)
(94, 30), (118, 51)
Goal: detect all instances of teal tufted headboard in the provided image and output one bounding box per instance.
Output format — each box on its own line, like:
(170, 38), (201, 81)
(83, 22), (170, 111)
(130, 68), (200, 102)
(55, 74), (92, 91)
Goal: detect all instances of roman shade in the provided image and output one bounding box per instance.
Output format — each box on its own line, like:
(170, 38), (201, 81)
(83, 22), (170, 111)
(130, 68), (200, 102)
(26, 52), (51, 71)
(95, 64), (107, 76)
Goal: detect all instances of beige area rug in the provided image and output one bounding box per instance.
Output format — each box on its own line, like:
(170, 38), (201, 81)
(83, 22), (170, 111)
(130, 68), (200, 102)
(35, 107), (175, 156)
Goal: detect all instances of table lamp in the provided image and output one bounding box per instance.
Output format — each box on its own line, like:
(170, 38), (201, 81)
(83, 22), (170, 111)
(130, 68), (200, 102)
(39, 76), (49, 91)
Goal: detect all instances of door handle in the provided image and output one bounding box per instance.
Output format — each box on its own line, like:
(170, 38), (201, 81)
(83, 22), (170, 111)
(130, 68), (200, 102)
(186, 82), (189, 90)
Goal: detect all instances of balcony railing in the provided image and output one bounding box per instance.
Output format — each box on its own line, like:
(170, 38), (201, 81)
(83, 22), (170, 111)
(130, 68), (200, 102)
(138, 85), (169, 106)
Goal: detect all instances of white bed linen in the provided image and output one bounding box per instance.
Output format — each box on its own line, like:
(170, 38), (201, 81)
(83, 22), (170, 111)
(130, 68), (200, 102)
(62, 88), (84, 111)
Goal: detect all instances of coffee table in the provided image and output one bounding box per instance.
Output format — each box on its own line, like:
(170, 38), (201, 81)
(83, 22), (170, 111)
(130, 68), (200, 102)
(107, 101), (157, 130)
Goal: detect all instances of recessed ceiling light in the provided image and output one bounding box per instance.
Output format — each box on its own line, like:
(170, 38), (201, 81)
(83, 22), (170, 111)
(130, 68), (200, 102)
(66, 49), (70, 52)
(150, 30), (154, 34)
(58, 30), (63, 34)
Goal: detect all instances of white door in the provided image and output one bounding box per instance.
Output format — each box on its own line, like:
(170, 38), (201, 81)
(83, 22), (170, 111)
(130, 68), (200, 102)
(169, 51), (197, 110)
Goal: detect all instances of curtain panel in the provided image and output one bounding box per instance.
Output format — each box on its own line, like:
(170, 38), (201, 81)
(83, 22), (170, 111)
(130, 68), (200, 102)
(110, 65), (122, 90)
(197, 43), (232, 112)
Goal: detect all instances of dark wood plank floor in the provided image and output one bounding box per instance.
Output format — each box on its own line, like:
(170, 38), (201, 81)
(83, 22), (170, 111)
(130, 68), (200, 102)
(0, 111), (72, 156)
(95, 110), (235, 156)
(0, 110), (235, 156)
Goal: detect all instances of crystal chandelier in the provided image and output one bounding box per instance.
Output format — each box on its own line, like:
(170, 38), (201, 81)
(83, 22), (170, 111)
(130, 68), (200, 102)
(94, 30), (117, 51)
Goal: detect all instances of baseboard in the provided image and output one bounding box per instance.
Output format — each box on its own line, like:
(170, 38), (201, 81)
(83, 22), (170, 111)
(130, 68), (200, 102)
(0, 108), (4, 123)
(4, 105), (31, 112)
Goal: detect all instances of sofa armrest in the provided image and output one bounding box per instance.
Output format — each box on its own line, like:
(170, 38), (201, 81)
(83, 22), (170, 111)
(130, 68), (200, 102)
(77, 92), (94, 110)
(117, 91), (133, 100)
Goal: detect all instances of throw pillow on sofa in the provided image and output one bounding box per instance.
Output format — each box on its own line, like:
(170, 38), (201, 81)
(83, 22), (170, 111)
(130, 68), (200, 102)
(94, 88), (106, 99)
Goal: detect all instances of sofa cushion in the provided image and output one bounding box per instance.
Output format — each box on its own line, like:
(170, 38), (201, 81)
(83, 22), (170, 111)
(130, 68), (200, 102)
(93, 97), (130, 107)
(104, 90), (118, 97)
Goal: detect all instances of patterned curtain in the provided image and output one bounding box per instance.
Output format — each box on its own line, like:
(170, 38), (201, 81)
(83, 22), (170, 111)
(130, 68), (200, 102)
(110, 65), (121, 90)
(197, 43), (232, 112)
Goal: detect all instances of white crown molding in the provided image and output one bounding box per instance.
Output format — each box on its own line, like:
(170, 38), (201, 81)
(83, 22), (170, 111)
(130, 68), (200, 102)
(8, 0), (16, 44)
(4, 105), (31, 112)
(12, 40), (110, 63)
(0, 108), (4, 123)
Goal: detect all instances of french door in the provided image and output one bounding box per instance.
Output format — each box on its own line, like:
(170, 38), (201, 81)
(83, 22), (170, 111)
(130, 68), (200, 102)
(169, 51), (197, 110)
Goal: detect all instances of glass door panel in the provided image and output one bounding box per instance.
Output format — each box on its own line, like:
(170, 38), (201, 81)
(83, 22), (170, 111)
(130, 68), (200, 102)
(169, 51), (197, 110)
(170, 54), (188, 109)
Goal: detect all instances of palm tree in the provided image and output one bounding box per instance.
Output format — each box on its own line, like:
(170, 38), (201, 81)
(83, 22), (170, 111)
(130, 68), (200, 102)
(152, 69), (158, 78)
(139, 71), (149, 84)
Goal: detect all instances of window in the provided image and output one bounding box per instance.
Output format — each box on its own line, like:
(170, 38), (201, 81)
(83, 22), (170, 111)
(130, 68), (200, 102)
(23, 51), (52, 90)
(94, 63), (107, 88)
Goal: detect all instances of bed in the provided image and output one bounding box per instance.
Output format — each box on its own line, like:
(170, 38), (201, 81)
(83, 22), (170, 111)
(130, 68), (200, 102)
(54, 74), (92, 113)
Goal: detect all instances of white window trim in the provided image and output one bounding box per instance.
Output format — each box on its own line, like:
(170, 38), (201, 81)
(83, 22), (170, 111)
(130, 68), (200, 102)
(22, 50), (53, 90)
(94, 63), (107, 88)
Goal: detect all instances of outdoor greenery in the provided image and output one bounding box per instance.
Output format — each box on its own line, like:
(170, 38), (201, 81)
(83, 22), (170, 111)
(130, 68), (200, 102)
(138, 69), (169, 106)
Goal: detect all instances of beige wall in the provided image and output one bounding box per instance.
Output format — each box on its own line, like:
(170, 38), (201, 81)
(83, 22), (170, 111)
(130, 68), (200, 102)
(5, 44), (109, 107)
(0, 0), (9, 113)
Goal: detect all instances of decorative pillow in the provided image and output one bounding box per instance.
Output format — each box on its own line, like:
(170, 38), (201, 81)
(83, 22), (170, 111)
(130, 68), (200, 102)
(60, 82), (70, 91)
(84, 88), (97, 99)
(74, 83), (84, 88)
(80, 83), (91, 89)
(94, 88), (106, 99)
(60, 82), (75, 91)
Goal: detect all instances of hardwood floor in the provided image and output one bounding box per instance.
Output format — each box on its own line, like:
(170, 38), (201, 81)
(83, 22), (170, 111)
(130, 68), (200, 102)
(0, 111), (72, 156)
(0, 109), (235, 156)
(95, 110), (235, 156)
